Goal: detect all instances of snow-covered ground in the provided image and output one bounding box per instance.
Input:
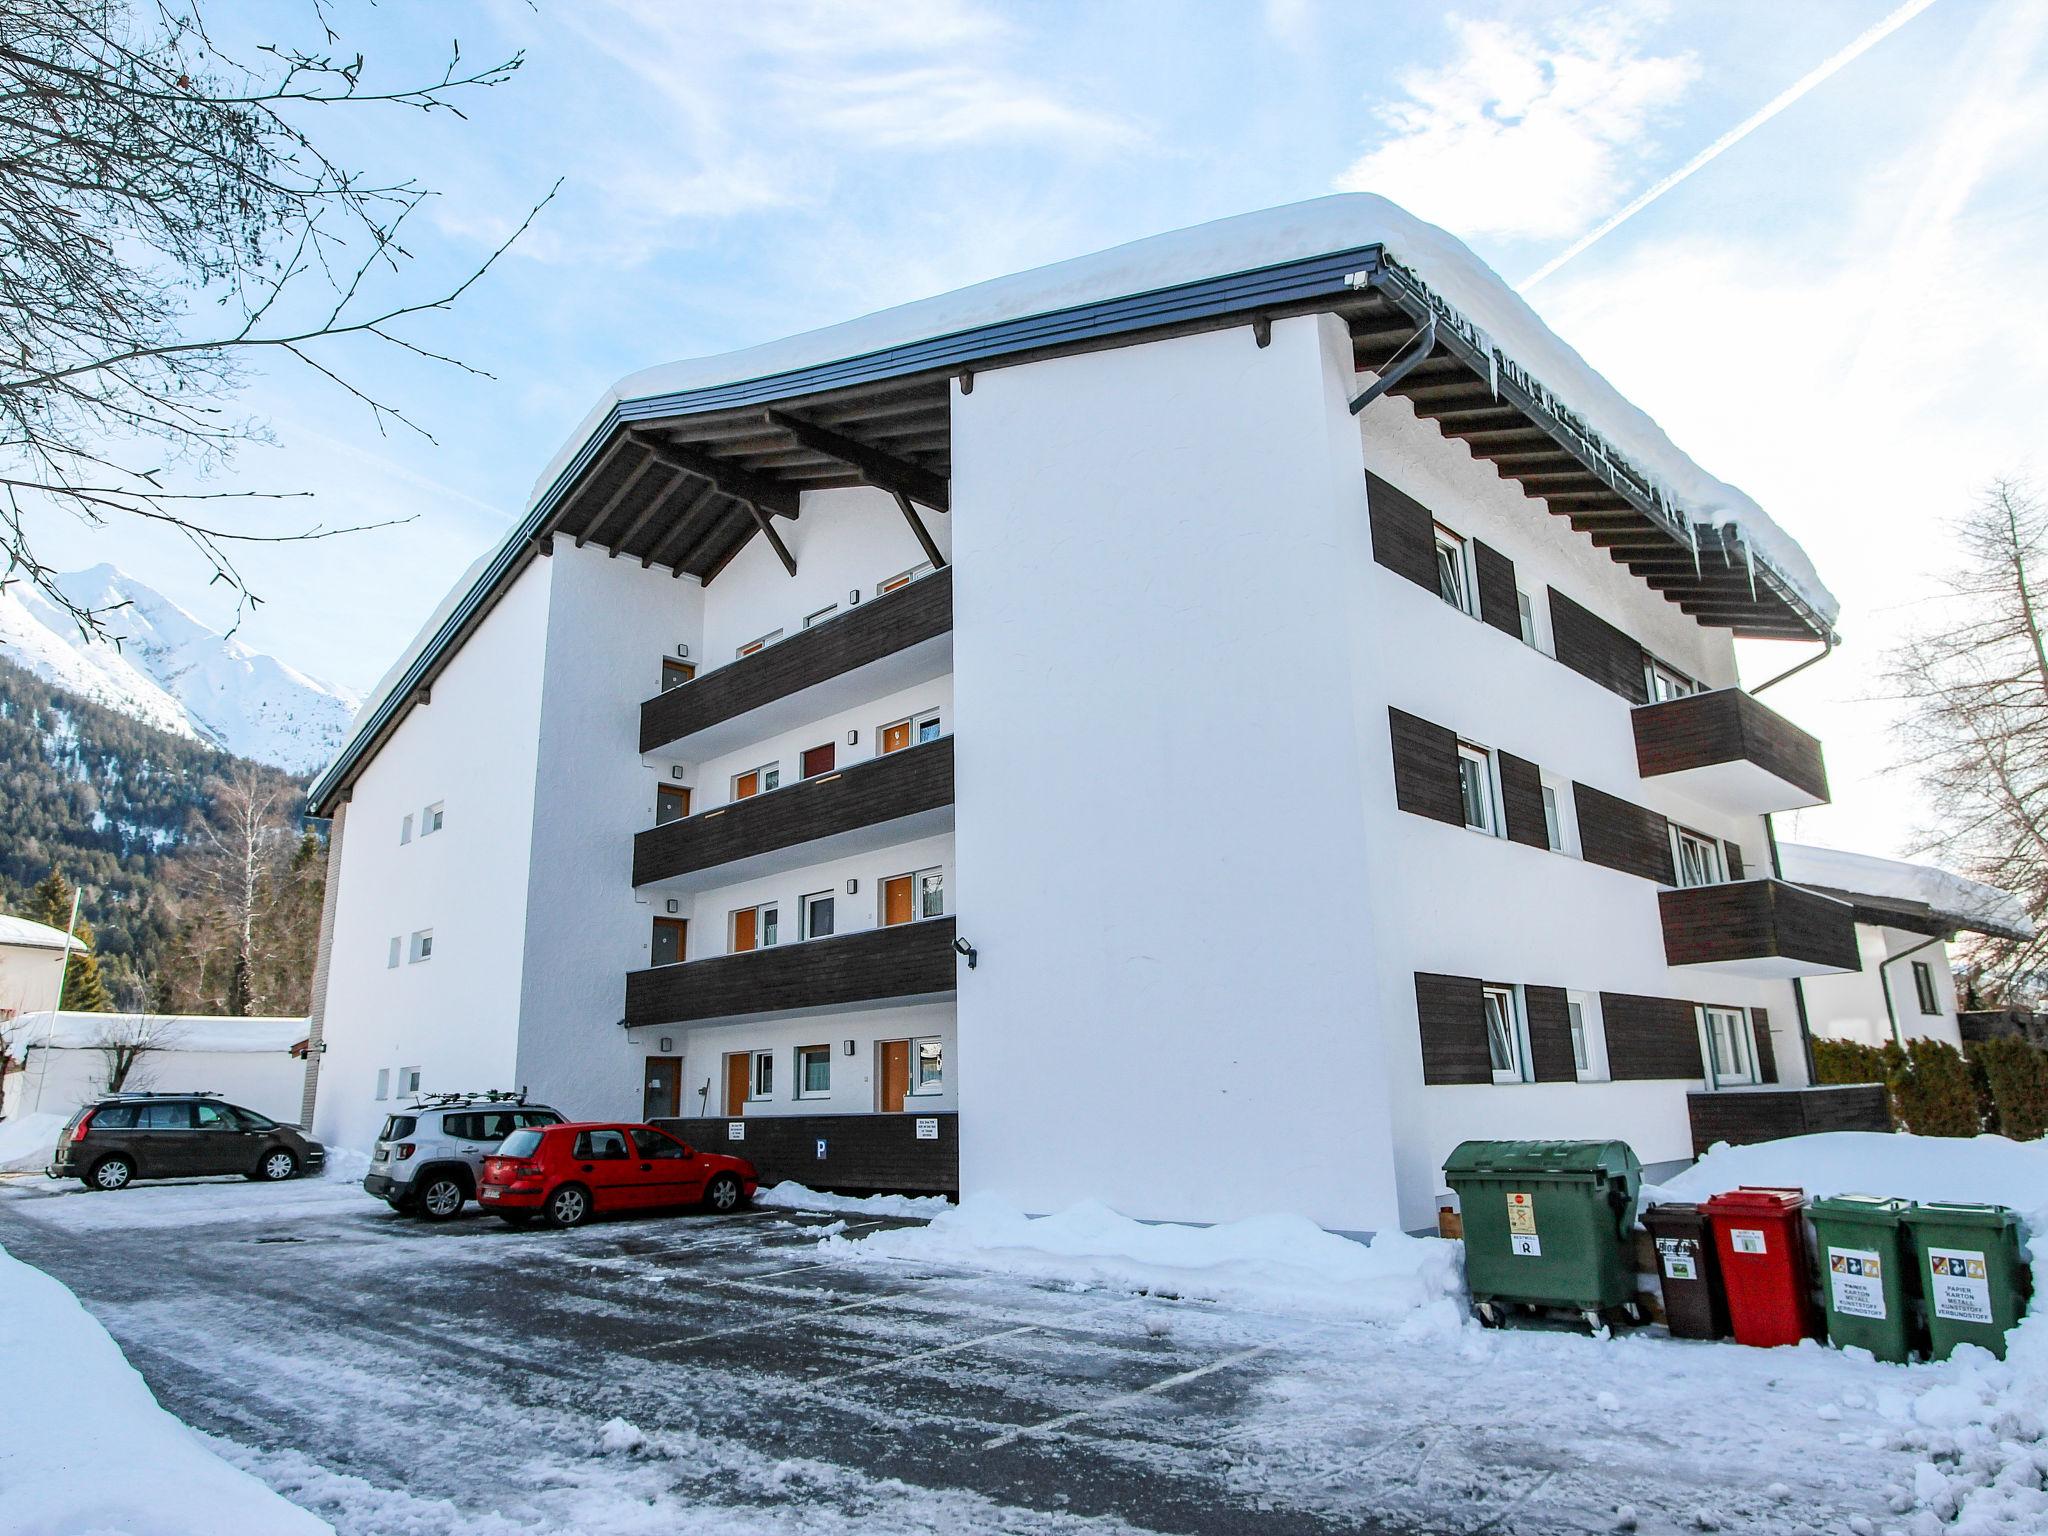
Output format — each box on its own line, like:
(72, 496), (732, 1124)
(0, 1110), (69, 1172)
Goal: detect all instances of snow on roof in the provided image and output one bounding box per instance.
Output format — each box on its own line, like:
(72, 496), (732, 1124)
(315, 193), (1837, 800)
(1778, 842), (2034, 942)
(2, 1012), (308, 1053)
(0, 914), (76, 952)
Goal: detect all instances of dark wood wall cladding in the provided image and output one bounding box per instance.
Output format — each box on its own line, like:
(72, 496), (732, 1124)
(1524, 985), (1578, 1082)
(1365, 471), (1441, 594)
(1685, 1085), (1889, 1156)
(1573, 782), (1674, 883)
(1415, 972), (1491, 1085)
(1751, 1006), (1777, 1084)
(1473, 541), (1521, 637)
(633, 736), (953, 886)
(1549, 590), (1649, 704)
(639, 566), (952, 753)
(1497, 751), (1549, 849)
(1630, 687), (1830, 804)
(1725, 843), (1745, 881)
(653, 1112), (958, 1195)
(1389, 708), (1463, 825)
(1659, 880), (1860, 973)
(625, 917), (957, 1026)
(1600, 991), (1704, 1080)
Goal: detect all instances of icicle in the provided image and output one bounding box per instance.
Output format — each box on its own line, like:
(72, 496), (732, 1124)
(1488, 345), (1499, 402)
(1687, 519), (1701, 578)
(1743, 535), (1757, 603)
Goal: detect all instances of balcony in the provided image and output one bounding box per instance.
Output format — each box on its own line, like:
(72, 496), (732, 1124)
(1660, 879), (1858, 978)
(640, 566), (953, 757)
(625, 916), (958, 1028)
(635, 737), (954, 891)
(1631, 687), (1828, 814)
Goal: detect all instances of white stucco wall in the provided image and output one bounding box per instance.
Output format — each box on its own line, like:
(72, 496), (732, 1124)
(638, 1000), (957, 1119)
(682, 676), (954, 817)
(671, 833), (954, 962)
(0, 943), (65, 1023)
(3, 1046), (306, 1124)
(1803, 925), (1961, 1050)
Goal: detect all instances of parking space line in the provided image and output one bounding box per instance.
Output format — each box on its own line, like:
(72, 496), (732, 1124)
(646, 1287), (928, 1351)
(981, 1341), (1282, 1449)
(814, 1323), (1042, 1385)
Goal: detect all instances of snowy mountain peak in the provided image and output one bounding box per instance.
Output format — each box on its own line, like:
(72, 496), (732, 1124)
(0, 567), (358, 774)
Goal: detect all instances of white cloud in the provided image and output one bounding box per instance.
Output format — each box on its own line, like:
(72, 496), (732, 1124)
(1336, 13), (1697, 240)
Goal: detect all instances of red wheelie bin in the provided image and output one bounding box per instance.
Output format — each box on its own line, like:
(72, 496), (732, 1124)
(1701, 1186), (1818, 1348)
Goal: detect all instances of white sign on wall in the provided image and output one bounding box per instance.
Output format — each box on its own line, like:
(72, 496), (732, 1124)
(1928, 1248), (1994, 1324)
(915, 1118), (938, 1140)
(727, 1122), (745, 1140)
(1826, 1248), (1887, 1320)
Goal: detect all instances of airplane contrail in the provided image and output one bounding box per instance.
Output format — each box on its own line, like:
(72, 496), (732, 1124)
(1519, 0), (1939, 290)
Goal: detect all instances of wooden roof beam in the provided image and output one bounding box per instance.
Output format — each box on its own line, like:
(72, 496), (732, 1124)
(765, 409), (950, 511)
(627, 429), (801, 519)
(636, 480), (721, 567)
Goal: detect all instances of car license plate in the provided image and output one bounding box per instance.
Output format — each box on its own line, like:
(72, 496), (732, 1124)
(480, 1187), (499, 1200)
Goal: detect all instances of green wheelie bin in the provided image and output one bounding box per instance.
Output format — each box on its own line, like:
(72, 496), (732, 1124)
(1808, 1195), (1915, 1364)
(1443, 1140), (1642, 1329)
(1906, 1202), (2030, 1361)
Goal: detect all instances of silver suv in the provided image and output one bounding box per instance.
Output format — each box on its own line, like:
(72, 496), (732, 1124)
(364, 1092), (564, 1220)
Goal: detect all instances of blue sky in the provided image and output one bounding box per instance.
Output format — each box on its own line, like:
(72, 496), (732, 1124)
(41, 0), (2048, 857)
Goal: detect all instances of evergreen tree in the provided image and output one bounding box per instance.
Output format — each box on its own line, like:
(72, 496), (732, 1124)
(22, 865), (114, 1012)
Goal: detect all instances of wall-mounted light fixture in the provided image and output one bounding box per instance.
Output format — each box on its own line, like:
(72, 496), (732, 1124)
(675, 643), (690, 658)
(843, 1039), (856, 1056)
(848, 589), (861, 605)
(847, 729), (858, 746)
(665, 899), (679, 914)
(659, 1037), (673, 1053)
(953, 935), (979, 970)
(846, 878), (857, 895)
(670, 764), (685, 780)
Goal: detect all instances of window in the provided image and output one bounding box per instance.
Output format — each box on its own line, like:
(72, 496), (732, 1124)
(656, 784), (691, 825)
(651, 917), (687, 967)
(1541, 784), (1563, 852)
(911, 1037), (945, 1096)
(882, 867), (944, 925)
(400, 1067), (422, 1097)
(1456, 744), (1496, 834)
(733, 763), (780, 800)
(730, 904), (778, 952)
(1702, 1007), (1753, 1086)
(880, 710), (942, 755)
(92, 1103), (138, 1129)
(803, 604), (839, 628)
(802, 891), (836, 939)
(409, 929), (434, 963)
(631, 1126), (690, 1159)
(1671, 826), (1725, 888)
(737, 629), (782, 659)
(919, 869), (944, 919)
(194, 1102), (235, 1132)
(801, 742), (836, 778)
(797, 1044), (831, 1098)
(1433, 525), (1471, 613)
(751, 1050), (774, 1100)
(877, 562), (934, 595)
(660, 657), (695, 692)
(573, 1128), (630, 1160)
(423, 802), (444, 836)
(387, 937), (401, 969)
(137, 1102), (191, 1130)
(1516, 589), (1537, 647)
(1913, 960), (1941, 1015)
(1567, 991), (1609, 1081)
(1647, 658), (1697, 703)
(1483, 986), (1523, 1084)
(375, 1068), (390, 1101)
(399, 813), (413, 845)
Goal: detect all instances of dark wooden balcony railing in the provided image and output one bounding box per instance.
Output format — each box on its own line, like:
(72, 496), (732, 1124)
(633, 736), (953, 888)
(640, 566), (953, 753)
(651, 1112), (958, 1196)
(1632, 687), (1828, 813)
(1660, 878), (1858, 978)
(625, 916), (958, 1027)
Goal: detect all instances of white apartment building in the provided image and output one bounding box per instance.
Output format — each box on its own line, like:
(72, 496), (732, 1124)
(305, 195), (1873, 1234)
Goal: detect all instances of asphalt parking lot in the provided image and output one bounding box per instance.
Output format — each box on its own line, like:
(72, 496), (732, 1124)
(0, 1171), (1914, 1536)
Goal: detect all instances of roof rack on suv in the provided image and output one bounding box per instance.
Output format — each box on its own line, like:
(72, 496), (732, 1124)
(102, 1089), (223, 1100)
(400, 1089), (529, 1110)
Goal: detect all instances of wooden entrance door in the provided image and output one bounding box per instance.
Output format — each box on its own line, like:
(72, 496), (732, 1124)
(642, 1057), (681, 1119)
(881, 874), (913, 926)
(724, 1053), (752, 1116)
(802, 742), (836, 778)
(651, 917), (687, 967)
(878, 1040), (910, 1113)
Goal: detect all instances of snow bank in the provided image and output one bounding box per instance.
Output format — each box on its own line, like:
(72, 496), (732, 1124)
(4, 1010), (306, 1053)
(0, 1111), (66, 1172)
(755, 1179), (954, 1220)
(0, 1241), (331, 1535)
(816, 1193), (1465, 1328)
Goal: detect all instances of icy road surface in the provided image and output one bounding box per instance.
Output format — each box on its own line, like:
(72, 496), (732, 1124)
(0, 1171), (1926, 1536)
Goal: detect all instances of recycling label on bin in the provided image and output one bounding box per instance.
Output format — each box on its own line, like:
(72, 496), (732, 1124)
(1927, 1248), (1994, 1324)
(1730, 1228), (1768, 1255)
(1506, 1192), (1540, 1257)
(1656, 1236), (1698, 1281)
(1826, 1247), (1887, 1320)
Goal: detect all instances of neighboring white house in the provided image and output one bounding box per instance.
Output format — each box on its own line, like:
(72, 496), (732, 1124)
(0, 914), (73, 1025)
(300, 194), (1870, 1233)
(1780, 843), (2034, 1052)
(0, 1013), (309, 1125)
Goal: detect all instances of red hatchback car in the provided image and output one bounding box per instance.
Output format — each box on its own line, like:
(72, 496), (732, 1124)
(479, 1122), (757, 1228)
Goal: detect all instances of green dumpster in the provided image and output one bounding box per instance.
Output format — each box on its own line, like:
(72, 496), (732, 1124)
(1906, 1202), (2029, 1361)
(1808, 1195), (1914, 1364)
(1443, 1140), (1641, 1327)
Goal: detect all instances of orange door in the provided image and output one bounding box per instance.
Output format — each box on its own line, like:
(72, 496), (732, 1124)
(880, 721), (910, 754)
(731, 908), (757, 952)
(725, 1054), (751, 1116)
(882, 875), (913, 926)
(879, 1040), (910, 1113)
(734, 770), (759, 800)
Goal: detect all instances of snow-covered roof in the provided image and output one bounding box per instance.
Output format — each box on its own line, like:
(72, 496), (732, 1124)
(1778, 843), (2034, 943)
(0, 914), (76, 952)
(1, 1012), (308, 1053)
(311, 193), (1837, 810)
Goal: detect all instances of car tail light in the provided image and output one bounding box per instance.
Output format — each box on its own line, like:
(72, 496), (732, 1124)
(395, 1143), (416, 1160)
(506, 1164), (542, 1181)
(71, 1110), (96, 1143)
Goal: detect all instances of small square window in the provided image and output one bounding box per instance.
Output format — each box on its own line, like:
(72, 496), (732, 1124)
(751, 1050), (774, 1100)
(911, 1037), (945, 1095)
(802, 891), (836, 939)
(409, 929), (434, 963)
(1672, 826), (1724, 888)
(401, 1067), (422, 1096)
(1647, 658), (1697, 703)
(803, 604), (839, 628)
(797, 1044), (831, 1098)
(423, 802), (444, 836)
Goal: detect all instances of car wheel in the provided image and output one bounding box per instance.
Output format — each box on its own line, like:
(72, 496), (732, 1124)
(417, 1175), (466, 1221)
(545, 1183), (592, 1228)
(87, 1155), (135, 1192)
(703, 1173), (746, 1213)
(252, 1149), (299, 1183)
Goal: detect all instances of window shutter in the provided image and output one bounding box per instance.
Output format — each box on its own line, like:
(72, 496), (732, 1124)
(1548, 590), (1650, 703)
(1415, 972), (1490, 1085)
(1751, 1006), (1777, 1083)
(1388, 708), (1463, 825)
(1725, 842), (1745, 881)
(1573, 783), (1675, 883)
(1497, 752), (1548, 849)
(1524, 985), (1577, 1082)
(1365, 471), (1441, 594)
(1600, 992), (1705, 1080)
(1472, 541), (1520, 637)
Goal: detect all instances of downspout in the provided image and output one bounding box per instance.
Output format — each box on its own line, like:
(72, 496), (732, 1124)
(1750, 632), (1835, 696)
(1877, 933), (1951, 1049)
